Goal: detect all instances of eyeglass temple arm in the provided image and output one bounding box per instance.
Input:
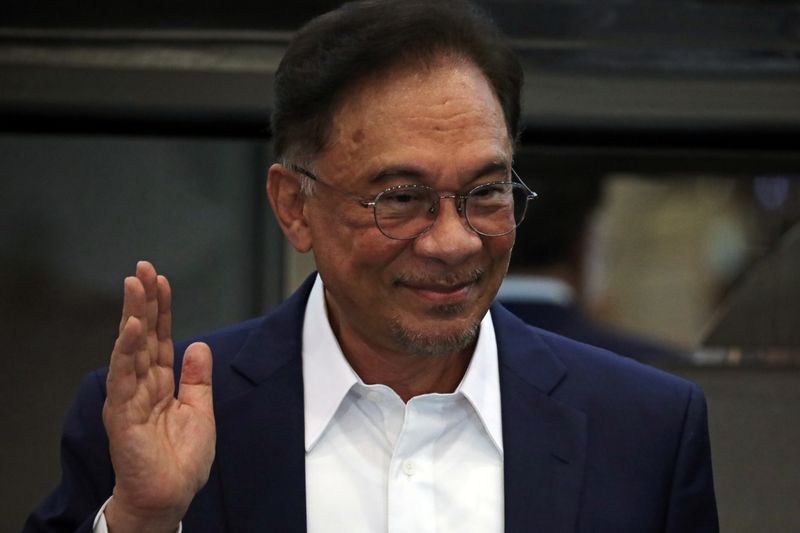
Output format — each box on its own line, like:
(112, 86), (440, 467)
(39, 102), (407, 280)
(290, 165), (317, 181)
(289, 164), (376, 208)
(511, 168), (538, 199)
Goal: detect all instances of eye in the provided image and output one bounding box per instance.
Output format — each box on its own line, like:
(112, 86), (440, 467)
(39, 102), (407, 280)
(471, 183), (512, 201)
(386, 192), (418, 204)
(381, 187), (429, 205)
(377, 186), (435, 222)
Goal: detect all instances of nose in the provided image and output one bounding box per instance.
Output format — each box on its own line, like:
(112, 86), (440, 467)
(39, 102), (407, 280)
(412, 196), (482, 264)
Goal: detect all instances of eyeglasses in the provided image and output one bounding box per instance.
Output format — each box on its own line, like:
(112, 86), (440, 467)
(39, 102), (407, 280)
(291, 165), (537, 240)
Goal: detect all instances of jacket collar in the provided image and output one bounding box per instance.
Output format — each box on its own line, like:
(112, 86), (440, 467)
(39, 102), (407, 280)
(228, 273), (316, 385)
(214, 274), (316, 533)
(492, 303), (588, 533)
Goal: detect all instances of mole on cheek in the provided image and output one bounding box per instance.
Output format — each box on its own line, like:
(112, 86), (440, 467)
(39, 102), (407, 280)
(351, 129), (365, 143)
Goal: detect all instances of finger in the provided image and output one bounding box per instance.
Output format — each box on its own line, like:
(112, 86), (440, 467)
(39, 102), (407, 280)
(156, 274), (174, 369)
(118, 276), (145, 335)
(156, 275), (172, 341)
(134, 333), (152, 379)
(177, 342), (213, 411)
(107, 315), (145, 407)
(136, 260), (159, 334)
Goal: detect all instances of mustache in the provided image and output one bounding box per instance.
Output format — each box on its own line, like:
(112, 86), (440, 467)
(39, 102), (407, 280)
(394, 268), (484, 288)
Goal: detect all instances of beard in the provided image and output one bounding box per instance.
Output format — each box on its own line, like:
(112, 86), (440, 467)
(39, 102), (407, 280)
(387, 268), (488, 357)
(387, 303), (482, 357)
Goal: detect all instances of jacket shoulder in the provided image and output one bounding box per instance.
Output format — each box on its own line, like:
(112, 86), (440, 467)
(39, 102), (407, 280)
(493, 302), (699, 411)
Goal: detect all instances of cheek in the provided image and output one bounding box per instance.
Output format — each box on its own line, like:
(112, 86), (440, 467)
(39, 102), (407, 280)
(347, 231), (409, 276)
(307, 202), (369, 254)
(483, 236), (514, 287)
(310, 211), (408, 279)
(486, 233), (514, 264)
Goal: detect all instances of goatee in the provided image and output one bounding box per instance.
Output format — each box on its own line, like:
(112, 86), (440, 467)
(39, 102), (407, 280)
(388, 308), (481, 357)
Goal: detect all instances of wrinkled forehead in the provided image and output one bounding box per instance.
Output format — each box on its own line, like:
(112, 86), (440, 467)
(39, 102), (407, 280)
(314, 56), (513, 187)
(333, 56), (510, 142)
(325, 54), (512, 142)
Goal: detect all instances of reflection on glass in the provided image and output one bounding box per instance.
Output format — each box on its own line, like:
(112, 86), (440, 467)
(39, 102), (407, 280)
(592, 173), (800, 367)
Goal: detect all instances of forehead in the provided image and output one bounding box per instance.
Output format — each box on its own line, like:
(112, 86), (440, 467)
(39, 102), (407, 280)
(318, 57), (513, 184)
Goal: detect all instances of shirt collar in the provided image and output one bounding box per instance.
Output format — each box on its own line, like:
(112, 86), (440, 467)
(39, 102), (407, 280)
(302, 274), (504, 454)
(458, 308), (504, 455)
(302, 275), (360, 452)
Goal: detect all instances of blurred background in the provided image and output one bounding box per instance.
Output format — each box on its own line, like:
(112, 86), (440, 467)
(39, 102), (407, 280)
(1, 0), (799, 531)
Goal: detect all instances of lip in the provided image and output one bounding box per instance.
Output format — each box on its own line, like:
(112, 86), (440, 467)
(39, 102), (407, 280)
(400, 282), (473, 304)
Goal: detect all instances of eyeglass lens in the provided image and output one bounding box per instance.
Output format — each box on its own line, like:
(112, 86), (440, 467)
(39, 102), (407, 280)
(374, 183), (529, 239)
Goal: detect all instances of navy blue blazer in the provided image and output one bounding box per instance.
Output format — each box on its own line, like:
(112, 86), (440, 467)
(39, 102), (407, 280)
(26, 274), (718, 532)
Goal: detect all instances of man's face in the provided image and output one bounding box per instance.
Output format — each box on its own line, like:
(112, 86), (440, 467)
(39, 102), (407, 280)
(304, 57), (515, 358)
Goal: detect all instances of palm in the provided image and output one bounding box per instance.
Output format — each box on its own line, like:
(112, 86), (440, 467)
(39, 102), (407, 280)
(103, 262), (215, 528)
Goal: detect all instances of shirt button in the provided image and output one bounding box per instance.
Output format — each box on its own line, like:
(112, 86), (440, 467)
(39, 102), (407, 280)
(367, 391), (383, 403)
(402, 460), (416, 476)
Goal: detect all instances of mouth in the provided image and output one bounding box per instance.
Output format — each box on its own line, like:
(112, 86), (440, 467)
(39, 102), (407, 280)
(395, 271), (483, 305)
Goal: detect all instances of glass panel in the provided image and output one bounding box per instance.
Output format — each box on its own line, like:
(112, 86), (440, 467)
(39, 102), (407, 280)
(0, 133), (279, 532)
(603, 173), (800, 362)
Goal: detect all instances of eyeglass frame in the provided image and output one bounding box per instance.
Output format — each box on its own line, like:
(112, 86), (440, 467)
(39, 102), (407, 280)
(289, 164), (538, 240)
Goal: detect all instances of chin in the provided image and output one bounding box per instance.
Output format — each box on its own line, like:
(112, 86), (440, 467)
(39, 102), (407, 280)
(387, 313), (481, 357)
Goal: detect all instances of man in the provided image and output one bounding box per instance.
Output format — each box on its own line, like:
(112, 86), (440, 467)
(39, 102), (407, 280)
(500, 176), (690, 366)
(26, 1), (718, 532)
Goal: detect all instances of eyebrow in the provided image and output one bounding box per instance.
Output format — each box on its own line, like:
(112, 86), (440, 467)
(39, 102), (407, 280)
(472, 160), (511, 180)
(371, 167), (425, 184)
(369, 159), (511, 185)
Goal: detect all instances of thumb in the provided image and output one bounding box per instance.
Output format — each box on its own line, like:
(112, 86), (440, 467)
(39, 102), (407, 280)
(177, 342), (213, 409)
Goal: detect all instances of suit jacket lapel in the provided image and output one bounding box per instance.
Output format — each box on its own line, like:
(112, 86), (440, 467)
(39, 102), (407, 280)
(215, 276), (316, 533)
(493, 304), (588, 533)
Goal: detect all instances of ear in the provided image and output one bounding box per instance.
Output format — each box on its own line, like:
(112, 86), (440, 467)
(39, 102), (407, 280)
(266, 163), (313, 253)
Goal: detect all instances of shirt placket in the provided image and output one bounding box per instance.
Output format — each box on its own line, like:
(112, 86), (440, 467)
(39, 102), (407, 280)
(387, 396), (444, 533)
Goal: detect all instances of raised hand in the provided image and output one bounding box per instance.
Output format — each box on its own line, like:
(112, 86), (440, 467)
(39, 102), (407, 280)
(102, 261), (215, 533)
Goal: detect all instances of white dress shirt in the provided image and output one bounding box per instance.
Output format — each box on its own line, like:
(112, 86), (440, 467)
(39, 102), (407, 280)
(304, 275), (504, 533)
(96, 274), (504, 532)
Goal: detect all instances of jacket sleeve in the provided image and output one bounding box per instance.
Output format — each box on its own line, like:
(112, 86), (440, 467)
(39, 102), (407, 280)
(23, 370), (115, 533)
(664, 383), (720, 533)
